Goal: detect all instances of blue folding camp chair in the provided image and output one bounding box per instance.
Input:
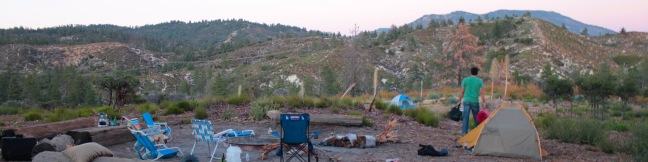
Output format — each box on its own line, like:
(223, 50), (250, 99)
(130, 130), (183, 161)
(279, 113), (313, 162)
(190, 119), (231, 162)
(142, 112), (172, 140)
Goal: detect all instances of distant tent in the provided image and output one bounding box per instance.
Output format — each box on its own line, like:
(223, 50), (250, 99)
(457, 102), (547, 160)
(390, 93), (415, 109)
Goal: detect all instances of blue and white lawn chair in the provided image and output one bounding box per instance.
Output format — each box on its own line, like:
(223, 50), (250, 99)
(142, 112), (172, 140)
(130, 130), (183, 161)
(190, 119), (232, 162)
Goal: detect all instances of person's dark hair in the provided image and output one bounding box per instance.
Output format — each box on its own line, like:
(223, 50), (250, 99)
(470, 67), (479, 75)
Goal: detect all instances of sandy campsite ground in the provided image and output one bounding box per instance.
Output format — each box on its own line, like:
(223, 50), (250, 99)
(106, 103), (625, 162)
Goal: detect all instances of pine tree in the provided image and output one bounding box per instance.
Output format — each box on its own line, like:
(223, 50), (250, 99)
(321, 66), (340, 96)
(561, 23), (567, 30)
(620, 27), (627, 35)
(211, 74), (228, 97)
(580, 28), (589, 36)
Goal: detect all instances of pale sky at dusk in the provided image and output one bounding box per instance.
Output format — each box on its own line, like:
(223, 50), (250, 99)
(1, 0), (647, 35)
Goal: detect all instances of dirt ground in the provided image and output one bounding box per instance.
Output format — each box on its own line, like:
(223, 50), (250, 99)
(106, 103), (625, 162)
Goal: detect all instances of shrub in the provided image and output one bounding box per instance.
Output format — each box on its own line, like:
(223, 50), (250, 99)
(176, 101), (195, 112)
(446, 96), (458, 105)
(95, 106), (121, 119)
(428, 92), (441, 100)
(415, 109), (439, 127)
(164, 106), (184, 115)
(302, 97), (316, 108)
(77, 107), (94, 117)
(23, 110), (43, 121)
(45, 108), (88, 122)
(314, 97), (332, 108)
(335, 97), (357, 109)
(250, 97), (282, 121)
(194, 107), (208, 119)
(605, 121), (629, 132)
(632, 123), (648, 161)
(544, 118), (605, 145)
(535, 112), (557, 129)
(387, 105), (402, 115)
(405, 107), (440, 127)
(286, 96), (304, 108)
(136, 103), (159, 114)
(226, 95), (251, 106)
(159, 101), (176, 109)
(374, 100), (388, 110)
(0, 106), (20, 115)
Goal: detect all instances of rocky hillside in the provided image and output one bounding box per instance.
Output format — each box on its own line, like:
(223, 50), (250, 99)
(0, 17), (646, 98)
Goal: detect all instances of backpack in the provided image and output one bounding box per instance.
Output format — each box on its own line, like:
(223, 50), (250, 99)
(448, 104), (462, 122)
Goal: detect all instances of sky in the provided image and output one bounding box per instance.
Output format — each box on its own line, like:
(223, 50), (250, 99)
(1, 0), (647, 35)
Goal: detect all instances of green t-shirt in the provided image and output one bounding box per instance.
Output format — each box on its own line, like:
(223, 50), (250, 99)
(461, 76), (483, 103)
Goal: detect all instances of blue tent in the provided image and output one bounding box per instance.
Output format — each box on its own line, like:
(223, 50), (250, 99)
(390, 93), (415, 109)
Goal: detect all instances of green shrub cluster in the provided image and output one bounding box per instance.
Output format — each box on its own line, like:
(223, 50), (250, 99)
(226, 95), (251, 106)
(164, 106), (184, 115)
(387, 104), (402, 115)
(250, 97), (282, 120)
(194, 107), (208, 119)
(405, 107), (440, 127)
(23, 110), (43, 121)
(136, 103), (159, 114)
(374, 100), (388, 110)
(94, 106), (121, 119)
(334, 97), (360, 109)
(0, 106), (20, 115)
(631, 123), (648, 161)
(428, 92), (441, 100)
(544, 118), (605, 145)
(45, 108), (94, 122)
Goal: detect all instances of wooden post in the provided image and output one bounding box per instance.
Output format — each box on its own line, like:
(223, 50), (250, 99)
(503, 55), (510, 100)
(369, 68), (379, 111)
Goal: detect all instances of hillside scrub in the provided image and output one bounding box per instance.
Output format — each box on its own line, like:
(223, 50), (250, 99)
(250, 97), (282, 120)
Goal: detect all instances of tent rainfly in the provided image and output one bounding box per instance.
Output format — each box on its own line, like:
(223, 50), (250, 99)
(457, 102), (547, 160)
(390, 93), (415, 109)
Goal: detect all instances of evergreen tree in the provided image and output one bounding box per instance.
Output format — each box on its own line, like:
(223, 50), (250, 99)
(321, 66), (340, 96)
(561, 23), (567, 30)
(211, 74), (228, 97)
(580, 28), (589, 36)
(620, 27), (627, 35)
(575, 64), (617, 119)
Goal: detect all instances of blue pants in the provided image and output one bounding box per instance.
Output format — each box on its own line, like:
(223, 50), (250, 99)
(462, 102), (480, 134)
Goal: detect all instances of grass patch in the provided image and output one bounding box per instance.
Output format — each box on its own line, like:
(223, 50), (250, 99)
(194, 107), (208, 119)
(164, 106), (184, 115)
(374, 100), (389, 110)
(543, 118), (606, 146)
(387, 104), (402, 115)
(405, 107), (440, 127)
(136, 103), (159, 114)
(226, 95), (251, 106)
(0, 106), (21, 115)
(314, 97), (332, 108)
(94, 106), (121, 119)
(23, 110), (43, 121)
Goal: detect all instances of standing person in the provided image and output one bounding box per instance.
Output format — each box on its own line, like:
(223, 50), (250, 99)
(459, 67), (486, 134)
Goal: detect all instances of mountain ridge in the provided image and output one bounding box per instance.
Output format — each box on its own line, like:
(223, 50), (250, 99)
(378, 9), (617, 36)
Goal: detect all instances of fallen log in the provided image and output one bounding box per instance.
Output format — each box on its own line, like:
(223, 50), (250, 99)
(266, 110), (363, 126)
(16, 117), (95, 138)
(66, 126), (133, 146)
